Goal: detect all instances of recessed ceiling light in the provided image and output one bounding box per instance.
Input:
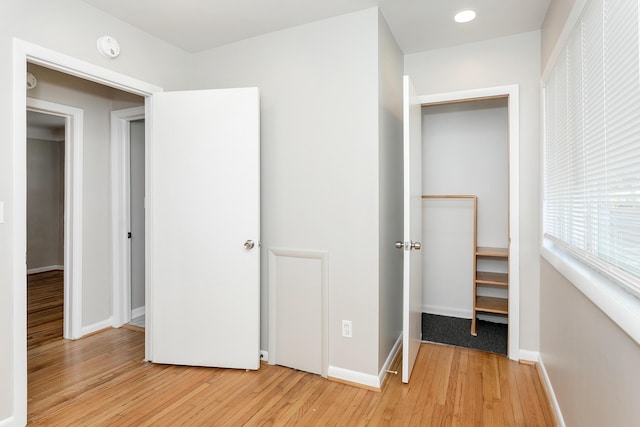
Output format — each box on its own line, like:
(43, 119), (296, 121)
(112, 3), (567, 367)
(454, 9), (476, 23)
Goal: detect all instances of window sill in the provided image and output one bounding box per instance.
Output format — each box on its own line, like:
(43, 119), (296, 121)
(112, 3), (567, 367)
(541, 238), (640, 347)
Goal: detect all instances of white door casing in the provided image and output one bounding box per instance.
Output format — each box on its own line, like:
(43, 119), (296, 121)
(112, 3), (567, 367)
(149, 88), (261, 369)
(402, 76), (423, 383)
(13, 39), (161, 426)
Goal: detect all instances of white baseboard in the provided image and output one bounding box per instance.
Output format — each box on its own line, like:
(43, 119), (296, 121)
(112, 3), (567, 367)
(131, 306), (145, 319)
(518, 349), (539, 362)
(519, 350), (565, 427)
(81, 319), (113, 337)
(27, 265), (64, 274)
(327, 365), (381, 390)
(537, 352), (566, 427)
(260, 350), (268, 362)
(279, 334), (400, 390)
(422, 305), (471, 319)
(0, 416), (15, 427)
(378, 333), (402, 384)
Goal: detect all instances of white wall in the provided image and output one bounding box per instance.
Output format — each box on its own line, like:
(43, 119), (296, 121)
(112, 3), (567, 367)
(194, 8), (385, 377)
(1, 1), (188, 419)
(540, 259), (640, 426)
(405, 31), (542, 352)
(421, 99), (509, 317)
(377, 11), (404, 371)
(26, 137), (64, 271)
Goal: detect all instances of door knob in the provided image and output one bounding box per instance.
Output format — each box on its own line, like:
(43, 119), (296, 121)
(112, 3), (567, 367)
(411, 241), (422, 250)
(395, 241), (404, 249)
(244, 240), (255, 250)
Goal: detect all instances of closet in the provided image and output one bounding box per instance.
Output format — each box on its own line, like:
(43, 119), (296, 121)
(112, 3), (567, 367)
(421, 97), (509, 352)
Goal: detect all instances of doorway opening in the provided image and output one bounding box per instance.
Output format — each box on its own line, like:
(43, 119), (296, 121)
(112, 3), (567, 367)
(26, 110), (66, 350)
(412, 86), (520, 360)
(111, 108), (146, 330)
(128, 119), (146, 328)
(420, 97), (509, 355)
(16, 54), (148, 424)
(26, 94), (84, 341)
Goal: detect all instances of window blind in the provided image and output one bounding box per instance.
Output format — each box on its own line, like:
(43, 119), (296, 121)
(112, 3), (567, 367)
(543, 0), (640, 298)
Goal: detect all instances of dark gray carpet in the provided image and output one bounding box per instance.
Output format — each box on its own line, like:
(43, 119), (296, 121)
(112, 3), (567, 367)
(422, 313), (507, 355)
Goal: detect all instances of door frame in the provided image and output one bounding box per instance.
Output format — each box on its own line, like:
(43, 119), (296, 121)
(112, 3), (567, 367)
(26, 98), (84, 341)
(12, 38), (161, 426)
(416, 84), (520, 360)
(111, 106), (145, 328)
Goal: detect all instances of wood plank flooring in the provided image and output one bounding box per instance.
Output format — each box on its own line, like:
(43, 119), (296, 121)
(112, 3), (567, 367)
(27, 271), (556, 426)
(27, 271), (64, 351)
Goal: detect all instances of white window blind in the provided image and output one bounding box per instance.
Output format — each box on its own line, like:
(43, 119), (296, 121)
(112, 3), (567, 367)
(543, 0), (640, 298)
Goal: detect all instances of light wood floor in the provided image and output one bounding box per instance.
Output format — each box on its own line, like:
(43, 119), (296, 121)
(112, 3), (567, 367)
(27, 271), (556, 426)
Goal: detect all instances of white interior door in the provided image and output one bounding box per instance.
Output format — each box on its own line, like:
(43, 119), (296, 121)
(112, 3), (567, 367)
(402, 76), (423, 383)
(149, 88), (260, 370)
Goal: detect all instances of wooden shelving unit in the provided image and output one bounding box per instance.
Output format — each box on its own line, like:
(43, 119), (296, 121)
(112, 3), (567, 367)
(472, 246), (508, 336)
(422, 195), (508, 337)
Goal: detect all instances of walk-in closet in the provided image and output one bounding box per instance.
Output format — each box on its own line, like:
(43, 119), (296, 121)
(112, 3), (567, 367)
(420, 97), (509, 355)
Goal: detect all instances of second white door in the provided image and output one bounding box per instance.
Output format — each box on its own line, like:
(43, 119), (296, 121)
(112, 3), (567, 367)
(149, 88), (261, 369)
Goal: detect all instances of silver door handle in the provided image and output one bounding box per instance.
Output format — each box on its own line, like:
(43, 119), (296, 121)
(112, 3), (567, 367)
(411, 241), (422, 250)
(395, 241), (404, 249)
(244, 240), (255, 250)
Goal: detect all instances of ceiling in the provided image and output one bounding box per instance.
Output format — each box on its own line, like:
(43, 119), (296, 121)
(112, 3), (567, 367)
(81, 0), (551, 54)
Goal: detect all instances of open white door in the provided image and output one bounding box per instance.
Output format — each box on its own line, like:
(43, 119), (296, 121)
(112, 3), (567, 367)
(149, 88), (260, 370)
(402, 76), (423, 383)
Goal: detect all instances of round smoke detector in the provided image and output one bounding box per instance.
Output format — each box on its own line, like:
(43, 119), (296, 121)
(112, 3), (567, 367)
(97, 35), (121, 58)
(26, 72), (37, 90)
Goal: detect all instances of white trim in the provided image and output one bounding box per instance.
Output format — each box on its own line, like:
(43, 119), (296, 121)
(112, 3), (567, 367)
(542, 239), (640, 347)
(27, 97), (84, 342)
(260, 350), (269, 361)
(268, 248), (329, 378)
(20, 40), (161, 97)
(111, 106), (145, 328)
(515, 350), (566, 426)
(327, 366), (381, 390)
(537, 351), (567, 427)
(144, 97), (156, 363)
(12, 38), (162, 426)
(378, 333), (402, 386)
(131, 306), (145, 319)
(416, 84), (520, 361)
(27, 265), (64, 275)
(0, 416), (15, 427)
(81, 319), (113, 337)
(518, 349), (539, 362)
(422, 305), (472, 319)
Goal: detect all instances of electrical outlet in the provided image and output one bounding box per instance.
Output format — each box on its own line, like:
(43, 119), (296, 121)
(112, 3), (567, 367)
(342, 320), (352, 338)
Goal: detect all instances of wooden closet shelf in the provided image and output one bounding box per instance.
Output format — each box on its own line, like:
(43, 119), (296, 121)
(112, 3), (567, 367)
(476, 246), (508, 258)
(475, 296), (508, 315)
(475, 271), (508, 286)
